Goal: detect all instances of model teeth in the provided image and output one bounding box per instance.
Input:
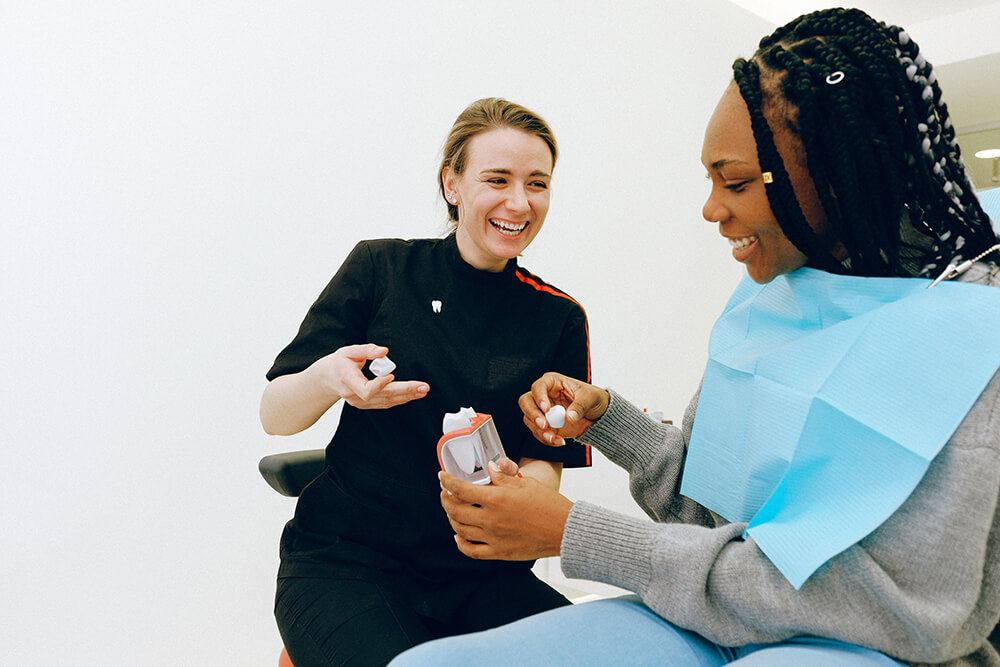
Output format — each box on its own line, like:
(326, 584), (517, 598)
(729, 236), (757, 249)
(490, 219), (527, 235)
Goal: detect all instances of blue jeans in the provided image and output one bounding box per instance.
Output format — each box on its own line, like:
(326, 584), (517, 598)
(388, 595), (906, 666)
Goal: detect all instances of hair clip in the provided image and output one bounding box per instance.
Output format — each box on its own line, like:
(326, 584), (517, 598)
(761, 172), (773, 184)
(826, 71), (845, 85)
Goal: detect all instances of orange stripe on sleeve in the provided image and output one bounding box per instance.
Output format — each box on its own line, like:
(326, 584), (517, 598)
(514, 269), (592, 382)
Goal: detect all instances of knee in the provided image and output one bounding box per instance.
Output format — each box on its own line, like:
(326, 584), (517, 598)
(387, 640), (457, 667)
(388, 632), (488, 667)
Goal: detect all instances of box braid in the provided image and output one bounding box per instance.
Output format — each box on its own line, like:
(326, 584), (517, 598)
(733, 7), (999, 277)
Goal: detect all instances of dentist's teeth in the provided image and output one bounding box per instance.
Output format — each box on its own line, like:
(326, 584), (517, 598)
(490, 219), (527, 235)
(729, 236), (757, 249)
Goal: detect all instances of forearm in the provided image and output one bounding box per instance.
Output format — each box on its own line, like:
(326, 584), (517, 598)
(562, 498), (990, 663)
(581, 389), (712, 525)
(259, 363), (340, 435)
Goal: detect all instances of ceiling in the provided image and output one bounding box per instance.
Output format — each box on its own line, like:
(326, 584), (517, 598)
(727, 0), (999, 26)
(937, 52), (1000, 190)
(728, 0), (1000, 192)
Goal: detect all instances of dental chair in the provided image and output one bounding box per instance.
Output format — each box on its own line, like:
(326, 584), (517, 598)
(259, 448), (326, 498)
(259, 448), (326, 667)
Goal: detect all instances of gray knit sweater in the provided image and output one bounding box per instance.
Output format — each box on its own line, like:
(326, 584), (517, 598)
(562, 262), (1000, 666)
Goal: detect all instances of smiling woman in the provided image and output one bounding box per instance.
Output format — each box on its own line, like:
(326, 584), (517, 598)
(701, 82), (845, 283)
(702, 86), (812, 283)
(443, 127), (553, 272)
(259, 97), (593, 667)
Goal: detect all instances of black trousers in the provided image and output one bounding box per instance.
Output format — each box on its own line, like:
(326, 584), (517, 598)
(275, 569), (571, 667)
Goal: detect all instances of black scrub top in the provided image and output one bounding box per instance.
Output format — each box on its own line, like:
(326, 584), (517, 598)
(267, 234), (591, 582)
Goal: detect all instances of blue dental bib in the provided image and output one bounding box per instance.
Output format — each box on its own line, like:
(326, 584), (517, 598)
(680, 267), (1000, 588)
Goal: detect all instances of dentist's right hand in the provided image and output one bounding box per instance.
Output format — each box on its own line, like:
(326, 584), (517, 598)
(324, 344), (429, 409)
(260, 343), (429, 435)
(518, 372), (609, 446)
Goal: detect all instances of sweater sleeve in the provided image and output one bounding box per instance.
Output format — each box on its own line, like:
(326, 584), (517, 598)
(561, 373), (1000, 665)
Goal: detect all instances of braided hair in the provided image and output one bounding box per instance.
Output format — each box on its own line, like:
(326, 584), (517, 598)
(732, 7), (998, 277)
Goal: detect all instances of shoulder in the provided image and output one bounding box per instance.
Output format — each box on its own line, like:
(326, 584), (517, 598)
(512, 266), (587, 316)
(348, 237), (447, 267)
(355, 237), (440, 255)
(957, 260), (1000, 288)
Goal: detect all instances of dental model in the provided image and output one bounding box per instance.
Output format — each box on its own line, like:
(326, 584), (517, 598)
(437, 408), (507, 484)
(545, 404), (567, 429)
(369, 355), (396, 377)
(442, 406), (476, 434)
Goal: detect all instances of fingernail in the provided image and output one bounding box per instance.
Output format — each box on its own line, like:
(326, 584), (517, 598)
(567, 410), (580, 422)
(535, 417), (546, 429)
(488, 460), (499, 472)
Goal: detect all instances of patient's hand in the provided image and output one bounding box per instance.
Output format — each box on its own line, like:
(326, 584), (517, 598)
(519, 372), (610, 446)
(439, 461), (573, 561)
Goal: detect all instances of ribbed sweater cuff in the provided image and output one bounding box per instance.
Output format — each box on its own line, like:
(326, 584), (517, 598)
(582, 389), (667, 472)
(561, 501), (653, 594)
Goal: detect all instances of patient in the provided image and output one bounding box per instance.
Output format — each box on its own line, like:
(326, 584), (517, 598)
(391, 8), (1000, 666)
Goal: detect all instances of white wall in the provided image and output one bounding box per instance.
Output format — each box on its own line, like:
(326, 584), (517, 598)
(1, 2), (768, 664)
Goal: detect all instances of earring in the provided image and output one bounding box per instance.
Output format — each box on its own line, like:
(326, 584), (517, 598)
(448, 194), (457, 204)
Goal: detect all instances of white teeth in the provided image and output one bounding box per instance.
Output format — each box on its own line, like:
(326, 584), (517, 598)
(729, 236), (757, 249)
(490, 219), (527, 235)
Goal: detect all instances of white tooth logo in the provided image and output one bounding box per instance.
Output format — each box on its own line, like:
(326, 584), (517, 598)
(432, 300), (442, 313)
